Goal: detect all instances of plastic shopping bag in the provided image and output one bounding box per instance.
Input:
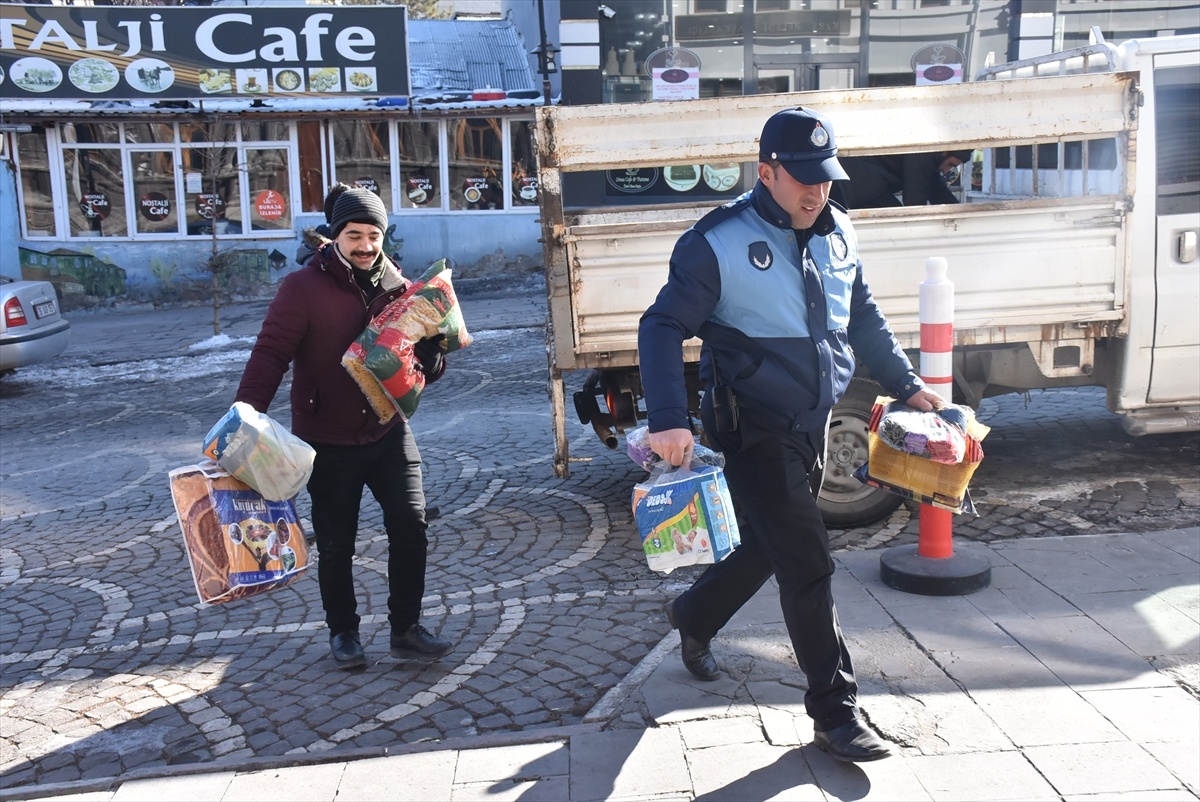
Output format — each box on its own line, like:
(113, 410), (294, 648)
(632, 464), (741, 574)
(342, 258), (472, 423)
(202, 402), (315, 501)
(872, 399), (980, 465)
(169, 462), (312, 606)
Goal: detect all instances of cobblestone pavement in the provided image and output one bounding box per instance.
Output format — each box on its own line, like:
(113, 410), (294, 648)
(1, 273), (1197, 791)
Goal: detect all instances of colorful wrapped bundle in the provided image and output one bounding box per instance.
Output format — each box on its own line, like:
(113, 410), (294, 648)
(342, 259), (472, 422)
(872, 400), (978, 465)
(855, 396), (990, 514)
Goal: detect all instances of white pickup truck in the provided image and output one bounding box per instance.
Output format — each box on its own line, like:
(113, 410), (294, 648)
(534, 32), (1200, 527)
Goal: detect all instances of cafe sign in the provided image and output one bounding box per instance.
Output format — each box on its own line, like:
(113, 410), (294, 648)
(0, 4), (409, 100)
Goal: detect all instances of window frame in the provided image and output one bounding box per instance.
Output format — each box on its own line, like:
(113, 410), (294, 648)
(18, 120), (300, 242)
(15, 111), (539, 241)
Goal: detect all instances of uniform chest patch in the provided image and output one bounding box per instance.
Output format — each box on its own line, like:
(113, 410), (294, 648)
(749, 241), (773, 271)
(830, 232), (849, 261)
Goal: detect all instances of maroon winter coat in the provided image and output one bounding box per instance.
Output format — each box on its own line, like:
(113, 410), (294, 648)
(235, 243), (413, 446)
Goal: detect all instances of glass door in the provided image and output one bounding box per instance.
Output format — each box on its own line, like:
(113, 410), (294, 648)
(752, 56), (857, 94)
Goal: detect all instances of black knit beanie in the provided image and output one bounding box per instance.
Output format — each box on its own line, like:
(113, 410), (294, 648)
(323, 182), (352, 223)
(330, 188), (389, 238)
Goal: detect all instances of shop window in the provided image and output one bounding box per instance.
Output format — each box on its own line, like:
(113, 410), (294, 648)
(184, 146), (242, 235)
(246, 147), (292, 232)
(182, 121), (235, 147)
(241, 121), (289, 142)
(398, 120), (441, 210)
(297, 121), (325, 213)
(332, 120), (392, 206)
(448, 117), (503, 212)
(124, 123), (175, 145)
(510, 120), (539, 208)
(130, 151), (178, 235)
(62, 122), (120, 145)
(64, 148), (127, 237)
(16, 131), (56, 237)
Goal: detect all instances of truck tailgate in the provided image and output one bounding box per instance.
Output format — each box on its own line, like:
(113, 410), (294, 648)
(554, 195), (1126, 369)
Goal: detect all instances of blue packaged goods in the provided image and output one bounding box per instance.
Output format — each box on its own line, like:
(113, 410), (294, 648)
(632, 465), (741, 574)
(169, 463), (312, 606)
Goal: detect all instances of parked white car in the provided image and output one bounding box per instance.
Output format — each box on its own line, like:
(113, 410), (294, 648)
(0, 277), (71, 375)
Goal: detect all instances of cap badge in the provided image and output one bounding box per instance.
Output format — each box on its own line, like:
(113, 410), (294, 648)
(749, 241), (773, 271)
(810, 123), (829, 148)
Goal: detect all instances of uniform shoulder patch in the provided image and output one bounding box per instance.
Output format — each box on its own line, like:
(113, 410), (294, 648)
(749, 241), (773, 270)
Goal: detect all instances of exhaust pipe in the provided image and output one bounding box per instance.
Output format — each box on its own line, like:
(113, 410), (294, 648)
(590, 417), (619, 450)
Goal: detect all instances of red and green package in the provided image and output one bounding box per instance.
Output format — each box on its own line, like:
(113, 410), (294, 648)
(341, 259), (472, 423)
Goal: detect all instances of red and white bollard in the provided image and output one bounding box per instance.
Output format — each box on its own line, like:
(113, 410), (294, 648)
(879, 256), (991, 596)
(918, 256), (955, 560)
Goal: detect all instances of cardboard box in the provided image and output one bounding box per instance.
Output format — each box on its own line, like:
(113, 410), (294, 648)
(857, 395), (990, 514)
(860, 431), (982, 513)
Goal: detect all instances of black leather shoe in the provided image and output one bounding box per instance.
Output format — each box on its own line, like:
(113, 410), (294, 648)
(330, 631), (366, 670)
(426, 505), (441, 522)
(391, 623), (452, 659)
(814, 718), (892, 763)
(666, 600), (721, 681)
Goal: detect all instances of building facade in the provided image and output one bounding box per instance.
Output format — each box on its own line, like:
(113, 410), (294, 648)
(509, 0), (1198, 207)
(2, 0), (1196, 306)
(0, 5), (544, 306)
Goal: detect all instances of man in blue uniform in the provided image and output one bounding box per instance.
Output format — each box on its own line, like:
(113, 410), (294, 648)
(638, 107), (943, 763)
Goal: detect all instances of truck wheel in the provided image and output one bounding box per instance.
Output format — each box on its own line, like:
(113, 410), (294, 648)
(817, 377), (903, 528)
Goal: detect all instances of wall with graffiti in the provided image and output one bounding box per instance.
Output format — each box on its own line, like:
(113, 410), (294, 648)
(1, 191), (541, 312)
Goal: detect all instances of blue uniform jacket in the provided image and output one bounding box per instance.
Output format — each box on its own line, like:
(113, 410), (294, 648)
(638, 181), (925, 434)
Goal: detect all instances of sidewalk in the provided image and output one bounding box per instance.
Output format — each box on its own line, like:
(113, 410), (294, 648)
(14, 527), (1198, 802)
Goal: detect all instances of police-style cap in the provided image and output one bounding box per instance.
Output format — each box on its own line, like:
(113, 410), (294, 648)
(330, 187), (389, 238)
(758, 107), (849, 185)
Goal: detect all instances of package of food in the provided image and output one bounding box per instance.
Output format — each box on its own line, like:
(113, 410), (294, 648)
(632, 464), (741, 574)
(873, 402), (970, 464)
(342, 259), (472, 423)
(169, 463), (311, 606)
(855, 396), (990, 514)
(202, 402), (315, 501)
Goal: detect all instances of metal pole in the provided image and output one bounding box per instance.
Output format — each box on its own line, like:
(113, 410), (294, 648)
(537, 0), (552, 107)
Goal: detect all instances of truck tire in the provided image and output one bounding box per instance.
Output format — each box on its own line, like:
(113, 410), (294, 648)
(817, 377), (903, 528)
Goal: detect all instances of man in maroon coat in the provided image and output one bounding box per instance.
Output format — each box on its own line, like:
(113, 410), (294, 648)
(235, 187), (451, 670)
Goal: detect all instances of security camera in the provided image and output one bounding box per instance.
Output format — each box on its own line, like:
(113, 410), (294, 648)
(599, 4), (617, 19)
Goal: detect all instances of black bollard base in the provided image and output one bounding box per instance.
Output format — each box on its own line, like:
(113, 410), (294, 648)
(879, 543), (992, 596)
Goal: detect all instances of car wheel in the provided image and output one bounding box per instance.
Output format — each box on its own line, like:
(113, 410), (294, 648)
(818, 377), (903, 528)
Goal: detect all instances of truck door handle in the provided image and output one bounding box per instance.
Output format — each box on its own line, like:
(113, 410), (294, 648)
(1180, 230), (1198, 263)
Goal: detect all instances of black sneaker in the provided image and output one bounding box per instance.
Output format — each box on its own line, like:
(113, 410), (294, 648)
(330, 630), (366, 670)
(390, 623), (452, 659)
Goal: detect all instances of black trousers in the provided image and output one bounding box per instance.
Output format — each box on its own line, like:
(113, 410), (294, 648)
(675, 402), (859, 730)
(306, 423), (429, 636)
